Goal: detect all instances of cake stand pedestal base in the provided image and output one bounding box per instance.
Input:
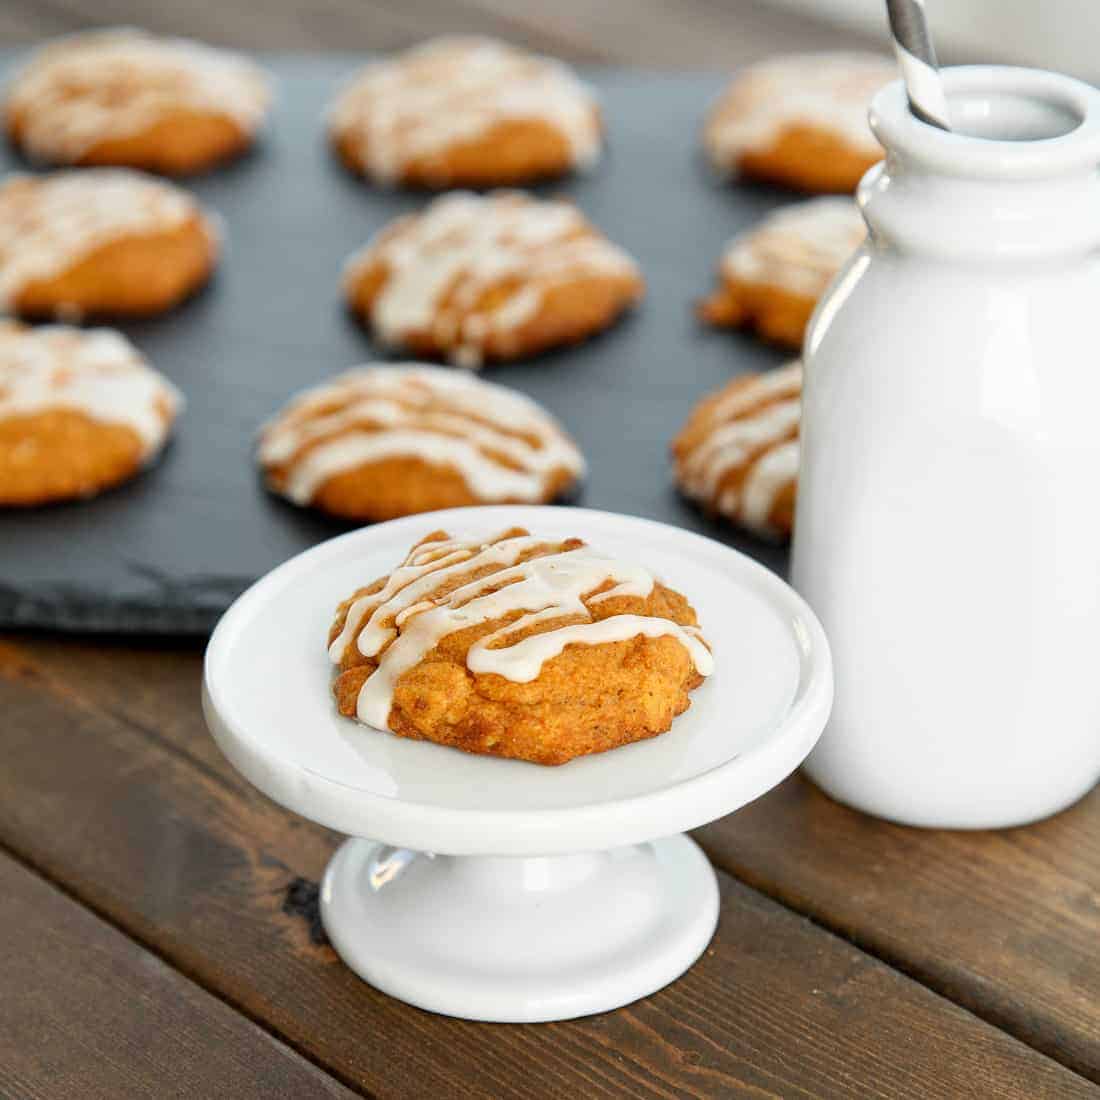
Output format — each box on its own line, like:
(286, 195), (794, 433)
(321, 835), (720, 1023)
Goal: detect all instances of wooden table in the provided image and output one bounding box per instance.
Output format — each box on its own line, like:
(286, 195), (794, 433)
(1, 4), (1096, 1098)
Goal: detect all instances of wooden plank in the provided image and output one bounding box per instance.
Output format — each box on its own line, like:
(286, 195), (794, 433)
(0, 0), (880, 61)
(0, 637), (1093, 1099)
(459, 0), (885, 67)
(696, 775), (1100, 1083)
(0, 849), (356, 1100)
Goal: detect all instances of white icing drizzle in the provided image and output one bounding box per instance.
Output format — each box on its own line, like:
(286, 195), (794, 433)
(331, 531), (712, 731)
(0, 320), (182, 458)
(675, 361), (802, 539)
(344, 190), (641, 367)
(6, 28), (271, 163)
(0, 169), (217, 310)
(738, 439), (800, 532)
(722, 198), (865, 298)
(328, 36), (601, 183)
(259, 363), (585, 506)
(705, 53), (895, 170)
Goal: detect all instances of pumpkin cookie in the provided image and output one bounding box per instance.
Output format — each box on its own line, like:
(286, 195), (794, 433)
(672, 362), (801, 540)
(343, 191), (643, 367)
(328, 36), (601, 187)
(329, 528), (713, 765)
(699, 198), (864, 349)
(5, 29), (271, 175)
(259, 364), (585, 520)
(704, 53), (895, 193)
(0, 320), (182, 505)
(0, 170), (219, 319)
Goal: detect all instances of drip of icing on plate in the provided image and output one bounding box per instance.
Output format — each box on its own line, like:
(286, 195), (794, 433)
(330, 530), (713, 731)
(328, 36), (601, 183)
(0, 169), (216, 309)
(343, 191), (640, 368)
(0, 320), (182, 457)
(705, 53), (895, 167)
(675, 362), (802, 537)
(259, 364), (585, 504)
(722, 198), (866, 298)
(7, 28), (271, 162)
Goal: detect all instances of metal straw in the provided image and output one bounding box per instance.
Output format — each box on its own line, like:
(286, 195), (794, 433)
(885, 0), (951, 130)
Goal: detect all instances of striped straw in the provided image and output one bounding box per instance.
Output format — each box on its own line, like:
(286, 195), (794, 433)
(885, 0), (951, 130)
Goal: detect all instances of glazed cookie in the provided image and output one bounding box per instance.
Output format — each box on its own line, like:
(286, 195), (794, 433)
(699, 198), (864, 349)
(329, 528), (713, 765)
(0, 170), (219, 319)
(328, 36), (601, 187)
(259, 364), (585, 520)
(672, 361), (801, 540)
(704, 53), (895, 193)
(0, 320), (182, 505)
(343, 191), (643, 367)
(5, 29), (271, 175)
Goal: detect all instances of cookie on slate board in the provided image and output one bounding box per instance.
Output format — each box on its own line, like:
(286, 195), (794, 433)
(328, 528), (713, 765)
(5, 28), (271, 175)
(0, 169), (219, 320)
(699, 197), (865, 349)
(671, 361), (801, 540)
(328, 36), (602, 188)
(258, 363), (586, 521)
(0, 320), (182, 506)
(343, 190), (643, 367)
(703, 53), (895, 193)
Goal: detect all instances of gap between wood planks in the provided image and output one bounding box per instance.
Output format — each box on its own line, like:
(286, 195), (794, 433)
(0, 634), (1094, 1098)
(0, 834), (378, 1099)
(0, 846), (361, 1100)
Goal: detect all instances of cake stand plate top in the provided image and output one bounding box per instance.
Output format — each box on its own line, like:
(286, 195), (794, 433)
(202, 506), (832, 855)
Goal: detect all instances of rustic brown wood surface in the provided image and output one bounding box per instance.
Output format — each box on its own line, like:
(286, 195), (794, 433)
(697, 776), (1100, 1083)
(0, 0), (888, 63)
(0, 635), (1097, 1099)
(0, 847), (357, 1099)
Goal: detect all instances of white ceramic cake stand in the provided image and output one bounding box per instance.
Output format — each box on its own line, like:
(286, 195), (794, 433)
(202, 506), (833, 1023)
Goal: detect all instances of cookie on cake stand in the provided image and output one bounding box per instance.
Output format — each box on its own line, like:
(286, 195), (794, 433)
(202, 506), (832, 1022)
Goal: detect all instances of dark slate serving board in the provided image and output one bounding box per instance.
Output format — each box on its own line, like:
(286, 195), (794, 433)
(0, 55), (792, 635)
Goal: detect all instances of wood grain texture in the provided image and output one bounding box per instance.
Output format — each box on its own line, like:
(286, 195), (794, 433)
(0, 635), (1092, 1100)
(0, 0), (885, 61)
(0, 848), (355, 1100)
(697, 775), (1100, 1083)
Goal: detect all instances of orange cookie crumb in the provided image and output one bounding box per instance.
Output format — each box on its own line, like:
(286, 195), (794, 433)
(328, 36), (601, 187)
(672, 362), (801, 539)
(259, 364), (585, 521)
(0, 320), (182, 506)
(343, 191), (643, 367)
(329, 528), (712, 765)
(699, 198), (865, 349)
(704, 53), (895, 193)
(0, 170), (219, 319)
(5, 29), (271, 175)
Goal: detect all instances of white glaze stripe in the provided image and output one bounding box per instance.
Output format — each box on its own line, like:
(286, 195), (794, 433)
(705, 52), (894, 168)
(332, 532), (711, 731)
(261, 363), (584, 507)
(688, 399), (801, 498)
(740, 439), (800, 531)
(468, 614), (711, 683)
(0, 321), (181, 457)
(344, 191), (639, 368)
(0, 169), (213, 309)
(677, 363), (802, 538)
(328, 36), (600, 183)
(722, 198), (865, 298)
(8, 28), (271, 162)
